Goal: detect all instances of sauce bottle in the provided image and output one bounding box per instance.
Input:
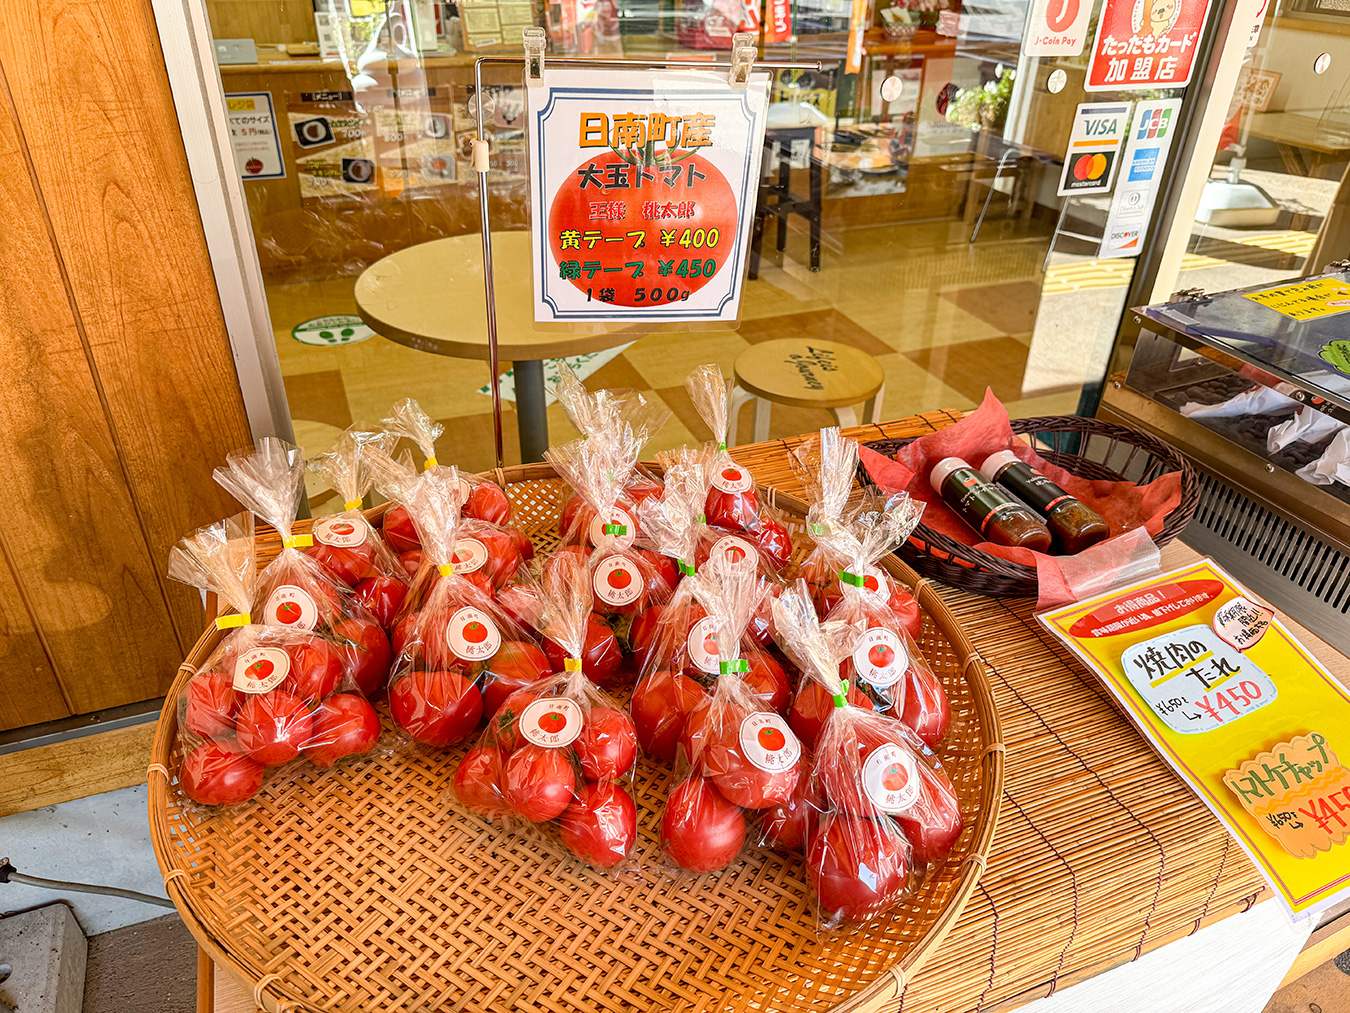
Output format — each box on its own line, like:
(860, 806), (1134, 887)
(978, 451), (1110, 555)
(929, 457), (1052, 552)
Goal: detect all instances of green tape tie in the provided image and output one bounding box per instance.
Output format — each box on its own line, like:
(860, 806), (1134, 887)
(678, 559), (695, 576)
(719, 658), (749, 675)
(603, 523), (628, 536)
(833, 679), (850, 707)
(717, 441), (727, 451)
(838, 569), (864, 587)
(697, 513), (706, 525)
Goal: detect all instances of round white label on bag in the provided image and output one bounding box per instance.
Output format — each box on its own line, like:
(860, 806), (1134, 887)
(587, 507), (636, 547)
(446, 606), (501, 663)
(262, 585), (319, 631)
(738, 712), (801, 772)
(594, 554), (642, 607)
(520, 697), (583, 748)
(454, 475), (472, 506)
(709, 534), (757, 572)
(449, 537), (489, 574)
(852, 628), (909, 688)
(687, 615), (722, 675)
(313, 516), (366, 549)
(862, 744), (921, 813)
(711, 464), (754, 495)
(233, 647), (290, 694)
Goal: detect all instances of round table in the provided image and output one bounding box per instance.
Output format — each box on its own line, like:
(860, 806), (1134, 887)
(354, 231), (642, 461)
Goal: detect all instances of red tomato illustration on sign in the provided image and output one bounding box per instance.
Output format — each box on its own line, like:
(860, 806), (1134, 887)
(882, 761), (910, 792)
(547, 151), (738, 308)
(758, 725), (786, 751)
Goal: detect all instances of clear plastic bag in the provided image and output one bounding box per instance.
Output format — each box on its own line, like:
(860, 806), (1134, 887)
(772, 587), (963, 928)
(684, 364), (793, 569)
(658, 562), (803, 873)
(213, 438), (394, 699)
(377, 397), (521, 554)
(307, 426), (410, 628)
(367, 454), (543, 749)
(458, 550), (640, 870)
(167, 515), (384, 811)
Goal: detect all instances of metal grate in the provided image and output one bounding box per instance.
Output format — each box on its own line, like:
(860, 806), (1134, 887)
(1183, 469), (1350, 654)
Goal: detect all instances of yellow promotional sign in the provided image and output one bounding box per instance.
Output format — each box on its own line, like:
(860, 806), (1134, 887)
(1245, 277), (1350, 321)
(1039, 559), (1350, 917)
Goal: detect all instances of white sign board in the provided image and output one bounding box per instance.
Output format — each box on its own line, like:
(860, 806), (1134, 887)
(527, 67), (770, 323)
(1100, 98), (1182, 258)
(1056, 101), (1131, 196)
(225, 92), (285, 180)
(1023, 0), (1093, 55)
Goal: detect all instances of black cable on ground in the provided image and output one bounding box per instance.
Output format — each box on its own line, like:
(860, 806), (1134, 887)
(0, 858), (174, 909)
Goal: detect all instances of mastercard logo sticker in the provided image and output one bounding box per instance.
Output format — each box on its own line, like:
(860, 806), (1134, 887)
(1072, 153), (1109, 181)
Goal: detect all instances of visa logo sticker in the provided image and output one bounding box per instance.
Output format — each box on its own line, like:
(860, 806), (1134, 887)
(1085, 118), (1120, 136)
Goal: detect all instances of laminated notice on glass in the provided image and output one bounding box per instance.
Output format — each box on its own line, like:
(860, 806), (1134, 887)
(528, 66), (770, 323)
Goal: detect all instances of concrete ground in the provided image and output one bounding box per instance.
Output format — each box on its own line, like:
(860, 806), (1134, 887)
(81, 915), (195, 1013)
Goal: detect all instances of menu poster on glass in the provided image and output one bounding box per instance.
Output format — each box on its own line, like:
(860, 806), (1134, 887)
(1040, 559), (1350, 919)
(288, 91), (376, 201)
(371, 88), (460, 190)
(527, 67), (770, 323)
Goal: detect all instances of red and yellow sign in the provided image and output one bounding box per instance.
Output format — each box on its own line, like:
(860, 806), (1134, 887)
(1085, 0), (1213, 90)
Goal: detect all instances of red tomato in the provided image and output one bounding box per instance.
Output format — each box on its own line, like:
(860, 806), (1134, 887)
(184, 671), (240, 741)
(703, 711), (799, 809)
(635, 548), (677, 603)
(391, 611), (417, 658)
(506, 526), (534, 561)
(465, 481), (512, 525)
(560, 782), (638, 868)
(488, 688), (538, 752)
(753, 517), (792, 570)
(482, 640), (552, 718)
(574, 706), (638, 780)
(353, 575), (407, 629)
(626, 605), (669, 672)
(632, 669), (707, 762)
(398, 550), (422, 578)
(558, 494), (592, 546)
(495, 582), (538, 629)
(505, 744), (576, 822)
(896, 763), (963, 866)
(762, 755), (822, 853)
(746, 583), (780, 649)
(382, 503), (420, 553)
(460, 522), (522, 589)
(789, 680), (873, 751)
(235, 690), (314, 766)
(306, 533), (377, 587)
(331, 617), (392, 698)
(453, 745), (510, 817)
(743, 650), (790, 715)
(895, 662), (951, 748)
(704, 464), (759, 532)
(304, 693), (380, 768)
(388, 669), (482, 747)
(180, 742), (264, 807)
(819, 572), (923, 640)
(544, 617), (622, 687)
(808, 816), (910, 923)
(283, 635), (344, 703)
(677, 697), (712, 766)
(661, 776), (746, 872)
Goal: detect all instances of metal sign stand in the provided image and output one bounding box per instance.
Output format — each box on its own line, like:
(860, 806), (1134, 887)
(472, 33), (821, 467)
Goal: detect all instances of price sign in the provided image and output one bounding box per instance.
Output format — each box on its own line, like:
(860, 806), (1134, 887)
(528, 67), (770, 323)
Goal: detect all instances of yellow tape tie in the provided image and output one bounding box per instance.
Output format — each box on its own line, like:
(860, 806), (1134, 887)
(423, 455), (438, 470)
(564, 658), (583, 671)
(281, 534), (313, 549)
(438, 563), (454, 577)
(344, 499), (362, 510)
(215, 613), (251, 629)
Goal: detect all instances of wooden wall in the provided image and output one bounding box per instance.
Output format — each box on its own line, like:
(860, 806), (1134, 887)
(0, 0), (253, 730)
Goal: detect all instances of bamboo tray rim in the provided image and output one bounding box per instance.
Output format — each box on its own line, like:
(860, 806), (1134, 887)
(148, 471), (1004, 1013)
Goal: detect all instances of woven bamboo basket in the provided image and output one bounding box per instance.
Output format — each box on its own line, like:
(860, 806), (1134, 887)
(149, 463), (1004, 1013)
(860, 415), (1201, 598)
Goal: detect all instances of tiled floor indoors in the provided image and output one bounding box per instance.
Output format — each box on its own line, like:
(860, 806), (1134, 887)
(262, 205), (1320, 514)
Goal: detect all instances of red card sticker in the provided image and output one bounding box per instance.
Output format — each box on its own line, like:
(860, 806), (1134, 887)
(1085, 0), (1213, 91)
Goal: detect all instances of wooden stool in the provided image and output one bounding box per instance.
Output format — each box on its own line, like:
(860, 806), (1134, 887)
(730, 339), (885, 445)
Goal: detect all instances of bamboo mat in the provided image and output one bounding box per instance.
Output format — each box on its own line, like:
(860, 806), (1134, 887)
(733, 413), (1273, 1013)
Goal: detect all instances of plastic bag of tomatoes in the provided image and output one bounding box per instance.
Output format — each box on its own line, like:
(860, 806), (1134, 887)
(306, 425), (410, 628)
(376, 398), (527, 567)
(658, 563), (804, 874)
(213, 438), (394, 699)
(683, 364), (792, 570)
(552, 365), (667, 551)
(367, 456), (546, 751)
(772, 588), (963, 929)
(809, 494), (951, 749)
(457, 550), (640, 871)
(166, 516), (385, 811)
